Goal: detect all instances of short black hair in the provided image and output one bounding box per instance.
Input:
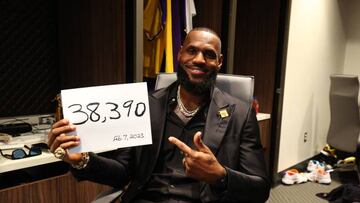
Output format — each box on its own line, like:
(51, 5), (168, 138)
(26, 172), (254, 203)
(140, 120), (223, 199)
(190, 27), (220, 39)
(186, 27), (222, 52)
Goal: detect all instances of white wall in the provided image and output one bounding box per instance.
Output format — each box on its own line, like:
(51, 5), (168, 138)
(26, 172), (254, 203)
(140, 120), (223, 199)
(340, 0), (360, 75)
(277, 0), (346, 171)
(344, 43), (360, 75)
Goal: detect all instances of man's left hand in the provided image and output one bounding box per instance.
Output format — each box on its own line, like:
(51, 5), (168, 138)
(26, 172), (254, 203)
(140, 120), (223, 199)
(168, 131), (226, 183)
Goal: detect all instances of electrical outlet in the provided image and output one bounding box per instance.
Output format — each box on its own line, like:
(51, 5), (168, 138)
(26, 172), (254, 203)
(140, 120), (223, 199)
(303, 132), (308, 143)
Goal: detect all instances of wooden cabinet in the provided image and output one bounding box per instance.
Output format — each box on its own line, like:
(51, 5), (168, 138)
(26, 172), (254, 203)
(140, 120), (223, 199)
(259, 118), (271, 172)
(0, 172), (111, 203)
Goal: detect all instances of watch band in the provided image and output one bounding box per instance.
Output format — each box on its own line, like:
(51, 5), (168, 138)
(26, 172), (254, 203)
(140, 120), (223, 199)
(71, 152), (90, 170)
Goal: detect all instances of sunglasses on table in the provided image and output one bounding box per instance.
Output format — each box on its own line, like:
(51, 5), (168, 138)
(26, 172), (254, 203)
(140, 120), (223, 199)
(0, 145), (42, 160)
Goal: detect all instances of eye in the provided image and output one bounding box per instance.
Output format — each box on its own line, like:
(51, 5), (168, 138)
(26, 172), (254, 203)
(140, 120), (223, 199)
(186, 47), (198, 55)
(203, 50), (217, 60)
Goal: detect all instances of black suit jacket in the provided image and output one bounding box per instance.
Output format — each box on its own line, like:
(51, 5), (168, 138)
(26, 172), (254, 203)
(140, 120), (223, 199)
(73, 83), (270, 203)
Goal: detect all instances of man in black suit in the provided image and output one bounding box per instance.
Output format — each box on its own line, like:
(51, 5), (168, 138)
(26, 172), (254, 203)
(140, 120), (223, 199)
(48, 27), (270, 202)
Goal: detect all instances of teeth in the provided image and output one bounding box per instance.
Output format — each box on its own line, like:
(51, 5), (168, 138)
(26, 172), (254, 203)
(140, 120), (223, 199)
(191, 69), (204, 74)
(184, 65), (205, 74)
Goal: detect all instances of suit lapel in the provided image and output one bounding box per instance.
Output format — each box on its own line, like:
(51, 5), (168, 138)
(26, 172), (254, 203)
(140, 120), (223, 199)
(203, 87), (235, 155)
(150, 91), (168, 158)
(137, 87), (170, 179)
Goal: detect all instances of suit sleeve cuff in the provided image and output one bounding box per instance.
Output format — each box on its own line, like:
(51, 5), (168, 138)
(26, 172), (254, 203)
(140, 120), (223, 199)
(209, 167), (228, 195)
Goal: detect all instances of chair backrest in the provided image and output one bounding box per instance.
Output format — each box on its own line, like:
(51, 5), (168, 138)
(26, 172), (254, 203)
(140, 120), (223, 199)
(327, 74), (360, 153)
(155, 72), (254, 103)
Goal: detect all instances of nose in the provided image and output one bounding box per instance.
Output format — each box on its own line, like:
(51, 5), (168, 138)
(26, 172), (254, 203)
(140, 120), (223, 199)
(193, 51), (206, 64)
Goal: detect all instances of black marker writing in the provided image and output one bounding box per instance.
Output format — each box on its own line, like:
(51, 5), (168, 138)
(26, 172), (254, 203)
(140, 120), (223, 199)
(67, 99), (147, 125)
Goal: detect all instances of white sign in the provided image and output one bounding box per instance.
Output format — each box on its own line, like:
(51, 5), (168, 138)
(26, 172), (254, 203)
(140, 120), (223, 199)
(61, 82), (152, 153)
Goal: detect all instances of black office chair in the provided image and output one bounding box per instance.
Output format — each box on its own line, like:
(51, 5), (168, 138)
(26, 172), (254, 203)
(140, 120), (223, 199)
(326, 74), (360, 181)
(155, 72), (254, 103)
(92, 72), (255, 203)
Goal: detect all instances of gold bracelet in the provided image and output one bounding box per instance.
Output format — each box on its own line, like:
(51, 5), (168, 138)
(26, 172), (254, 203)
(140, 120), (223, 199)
(71, 152), (90, 170)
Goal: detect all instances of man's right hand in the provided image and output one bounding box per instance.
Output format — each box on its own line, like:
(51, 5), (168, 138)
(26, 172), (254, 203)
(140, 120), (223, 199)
(47, 119), (82, 165)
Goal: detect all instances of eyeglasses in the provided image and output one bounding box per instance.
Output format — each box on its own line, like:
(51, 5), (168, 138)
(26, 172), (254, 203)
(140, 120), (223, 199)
(0, 145), (42, 160)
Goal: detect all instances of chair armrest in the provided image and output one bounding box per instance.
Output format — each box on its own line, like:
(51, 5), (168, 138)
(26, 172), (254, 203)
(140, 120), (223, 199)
(91, 188), (123, 203)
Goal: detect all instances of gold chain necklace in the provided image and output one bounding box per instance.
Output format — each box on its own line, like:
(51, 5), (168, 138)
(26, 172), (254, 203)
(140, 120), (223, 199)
(177, 85), (200, 117)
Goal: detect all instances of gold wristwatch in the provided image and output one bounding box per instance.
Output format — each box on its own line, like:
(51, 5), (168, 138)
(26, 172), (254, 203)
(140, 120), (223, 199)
(71, 152), (90, 170)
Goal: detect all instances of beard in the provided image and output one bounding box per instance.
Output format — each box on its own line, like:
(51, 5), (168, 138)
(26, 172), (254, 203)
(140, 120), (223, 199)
(177, 63), (218, 95)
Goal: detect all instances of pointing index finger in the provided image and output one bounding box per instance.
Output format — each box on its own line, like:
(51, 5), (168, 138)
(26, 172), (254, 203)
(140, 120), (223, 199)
(168, 136), (193, 155)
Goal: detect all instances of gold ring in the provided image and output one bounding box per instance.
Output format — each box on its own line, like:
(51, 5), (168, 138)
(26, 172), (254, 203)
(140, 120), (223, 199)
(54, 147), (66, 160)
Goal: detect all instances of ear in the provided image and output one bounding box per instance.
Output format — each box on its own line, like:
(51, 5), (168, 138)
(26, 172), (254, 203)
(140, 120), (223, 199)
(217, 54), (224, 71)
(177, 46), (183, 61)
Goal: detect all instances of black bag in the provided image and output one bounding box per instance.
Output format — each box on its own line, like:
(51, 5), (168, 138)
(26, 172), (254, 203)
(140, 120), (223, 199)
(316, 184), (360, 203)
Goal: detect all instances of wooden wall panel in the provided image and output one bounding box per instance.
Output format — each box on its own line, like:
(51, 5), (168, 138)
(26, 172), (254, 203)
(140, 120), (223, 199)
(192, 0), (224, 38)
(192, 0), (229, 71)
(0, 0), (59, 117)
(57, 0), (126, 89)
(233, 0), (281, 114)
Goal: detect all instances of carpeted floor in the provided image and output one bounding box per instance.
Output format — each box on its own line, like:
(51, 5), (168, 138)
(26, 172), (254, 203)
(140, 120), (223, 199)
(267, 180), (341, 203)
(267, 169), (358, 203)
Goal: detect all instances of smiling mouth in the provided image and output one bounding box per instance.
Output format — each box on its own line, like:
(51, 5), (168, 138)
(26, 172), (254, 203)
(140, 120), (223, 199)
(185, 65), (207, 76)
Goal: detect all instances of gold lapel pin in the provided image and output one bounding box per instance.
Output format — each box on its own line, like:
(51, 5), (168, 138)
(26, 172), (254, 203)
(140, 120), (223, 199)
(218, 109), (229, 118)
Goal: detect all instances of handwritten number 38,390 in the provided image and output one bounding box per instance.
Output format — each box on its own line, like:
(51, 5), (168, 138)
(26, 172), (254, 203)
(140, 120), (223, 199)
(68, 100), (146, 125)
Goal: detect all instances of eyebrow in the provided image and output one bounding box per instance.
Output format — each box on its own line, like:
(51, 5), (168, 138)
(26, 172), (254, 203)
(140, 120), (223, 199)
(186, 45), (219, 55)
